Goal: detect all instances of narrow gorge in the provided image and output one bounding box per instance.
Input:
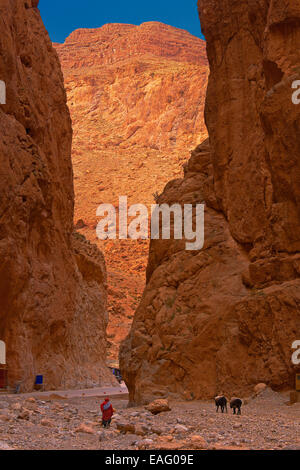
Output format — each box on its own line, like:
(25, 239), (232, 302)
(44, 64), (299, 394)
(54, 22), (208, 361)
(0, 0), (299, 407)
(120, 0), (300, 403)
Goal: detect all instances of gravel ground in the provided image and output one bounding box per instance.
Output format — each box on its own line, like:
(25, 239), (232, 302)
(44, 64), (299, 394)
(0, 388), (299, 450)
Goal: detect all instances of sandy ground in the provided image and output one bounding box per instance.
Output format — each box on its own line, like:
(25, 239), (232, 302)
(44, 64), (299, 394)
(0, 387), (299, 450)
(0, 384), (128, 400)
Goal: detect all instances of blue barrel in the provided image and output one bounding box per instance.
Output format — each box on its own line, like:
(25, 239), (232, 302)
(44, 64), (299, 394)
(35, 375), (43, 385)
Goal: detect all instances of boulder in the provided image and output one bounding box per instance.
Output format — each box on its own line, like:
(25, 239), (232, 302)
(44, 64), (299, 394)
(134, 424), (149, 436)
(116, 422), (136, 434)
(75, 423), (96, 434)
(174, 424), (188, 433)
(151, 426), (165, 435)
(40, 419), (55, 428)
(25, 397), (36, 404)
(137, 438), (154, 449)
(254, 384), (267, 395)
(145, 399), (171, 415)
(17, 409), (31, 420)
(0, 414), (11, 422)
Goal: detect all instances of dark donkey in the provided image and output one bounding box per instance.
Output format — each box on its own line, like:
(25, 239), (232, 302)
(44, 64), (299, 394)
(230, 398), (243, 415)
(215, 395), (228, 413)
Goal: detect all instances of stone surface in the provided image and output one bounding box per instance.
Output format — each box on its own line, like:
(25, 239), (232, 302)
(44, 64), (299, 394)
(17, 409), (31, 420)
(0, 0), (113, 390)
(142, 434), (208, 450)
(199, 0), (300, 257)
(120, 1), (300, 403)
(289, 391), (300, 404)
(75, 423), (96, 434)
(0, 393), (298, 450)
(54, 23), (208, 361)
(174, 424), (188, 433)
(145, 399), (171, 415)
(0, 401), (9, 409)
(0, 441), (14, 450)
(0, 414), (10, 422)
(40, 418), (55, 427)
(254, 384), (268, 395)
(116, 422), (136, 434)
(134, 424), (148, 436)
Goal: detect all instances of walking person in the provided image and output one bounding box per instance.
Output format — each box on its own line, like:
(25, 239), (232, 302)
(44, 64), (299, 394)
(101, 397), (114, 428)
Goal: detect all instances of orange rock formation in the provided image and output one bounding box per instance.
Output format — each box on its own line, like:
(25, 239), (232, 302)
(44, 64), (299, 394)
(120, 0), (300, 403)
(55, 22), (208, 360)
(0, 0), (113, 391)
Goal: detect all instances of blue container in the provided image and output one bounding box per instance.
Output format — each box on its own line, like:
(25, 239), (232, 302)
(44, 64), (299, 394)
(35, 375), (43, 385)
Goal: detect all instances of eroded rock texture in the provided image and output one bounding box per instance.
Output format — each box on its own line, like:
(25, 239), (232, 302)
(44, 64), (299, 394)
(0, 0), (112, 390)
(54, 23), (208, 361)
(120, 1), (300, 403)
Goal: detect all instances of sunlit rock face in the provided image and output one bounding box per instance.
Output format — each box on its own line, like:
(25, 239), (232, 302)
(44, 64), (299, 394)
(120, 0), (300, 404)
(0, 0), (113, 391)
(54, 22), (209, 361)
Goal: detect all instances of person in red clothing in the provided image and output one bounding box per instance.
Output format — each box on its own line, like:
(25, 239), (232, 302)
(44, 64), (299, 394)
(100, 397), (114, 428)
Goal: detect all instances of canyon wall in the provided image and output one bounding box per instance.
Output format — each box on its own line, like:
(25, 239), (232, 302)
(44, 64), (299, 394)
(55, 23), (208, 361)
(120, 0), (300, 403)
(0, 0), (113, 390)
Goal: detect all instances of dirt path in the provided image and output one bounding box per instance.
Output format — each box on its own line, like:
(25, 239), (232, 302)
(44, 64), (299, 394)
(0, 387), (299, 450)
(0, 384), (128, 400)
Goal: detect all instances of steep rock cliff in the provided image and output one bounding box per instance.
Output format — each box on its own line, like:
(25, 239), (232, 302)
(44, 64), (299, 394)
(0, 0), (112, 390)
(120, 0), (300, 403)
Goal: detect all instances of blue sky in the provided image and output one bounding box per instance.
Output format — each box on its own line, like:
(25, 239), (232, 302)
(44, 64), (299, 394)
(39, 0), (204, 44)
